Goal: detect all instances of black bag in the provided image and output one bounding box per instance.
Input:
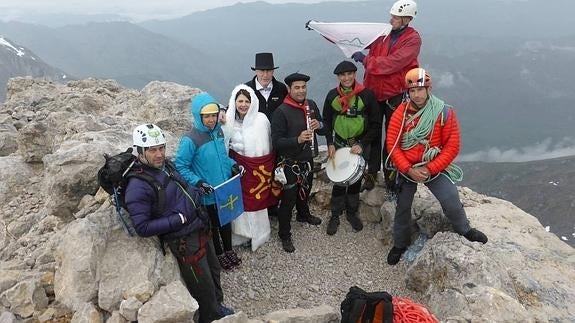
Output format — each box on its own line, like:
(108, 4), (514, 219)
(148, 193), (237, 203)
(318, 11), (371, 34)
(97, 148), (167, 236)
(341, 286), (393, 323)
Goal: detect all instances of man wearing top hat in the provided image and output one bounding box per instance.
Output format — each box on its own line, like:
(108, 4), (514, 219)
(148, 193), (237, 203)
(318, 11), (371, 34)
(271, 72), (327, 253)
(245, 52), (288, 122)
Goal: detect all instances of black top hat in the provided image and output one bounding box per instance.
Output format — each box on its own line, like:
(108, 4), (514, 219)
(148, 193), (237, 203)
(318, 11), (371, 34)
(251, 52), (279, 71)
(333, 60), (357, 75)
(284, 72), (310, 86)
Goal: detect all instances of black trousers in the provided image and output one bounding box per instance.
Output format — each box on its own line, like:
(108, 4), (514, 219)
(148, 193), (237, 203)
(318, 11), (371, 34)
(367, 95), (402, 186)
(206, 204), (232, 255)
(277, 160), (313, 240)
(393, 175), (471, 248)
(168, 234), (224, 323)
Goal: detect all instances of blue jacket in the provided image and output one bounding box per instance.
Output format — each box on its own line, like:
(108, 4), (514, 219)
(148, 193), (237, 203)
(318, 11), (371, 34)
(175, 92), (235, 205)
(124, 162), (209, 241)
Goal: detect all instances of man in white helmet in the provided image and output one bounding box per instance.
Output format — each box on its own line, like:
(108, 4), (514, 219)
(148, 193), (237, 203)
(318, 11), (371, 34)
(351, 0), (421, 193)
(125, 123), (234, 322)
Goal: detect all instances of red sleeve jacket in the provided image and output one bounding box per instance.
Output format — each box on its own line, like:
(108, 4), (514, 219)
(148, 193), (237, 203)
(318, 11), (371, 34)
(385, 102), (460, 175)
(363, 27), (421, 102)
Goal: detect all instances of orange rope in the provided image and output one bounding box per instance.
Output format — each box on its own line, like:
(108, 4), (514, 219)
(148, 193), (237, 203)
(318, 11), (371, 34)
(392, 296), (438, 323)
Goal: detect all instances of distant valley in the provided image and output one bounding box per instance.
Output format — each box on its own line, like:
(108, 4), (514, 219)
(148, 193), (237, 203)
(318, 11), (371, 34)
(460, 156), (575, 247)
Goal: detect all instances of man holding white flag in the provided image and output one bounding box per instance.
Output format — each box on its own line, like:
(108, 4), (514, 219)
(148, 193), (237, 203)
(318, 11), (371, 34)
(351, 0), (422, 192)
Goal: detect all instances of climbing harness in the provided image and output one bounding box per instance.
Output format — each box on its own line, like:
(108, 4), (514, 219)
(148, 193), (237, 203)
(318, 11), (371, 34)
(385, 94), (463, 185)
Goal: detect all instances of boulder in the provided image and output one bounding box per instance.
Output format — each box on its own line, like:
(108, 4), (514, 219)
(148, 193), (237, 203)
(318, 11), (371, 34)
(405, 197), (575, 322)
(97, 229), (180, 312)
(0, 279), (48, 319)
(70, 302), (103, 323)
(53, 214), (108, 311)
(0, 122), (18, 156)
(261, 304), (339, 323)
(137, 281), (198, 323)
(0, 156), (36, 203)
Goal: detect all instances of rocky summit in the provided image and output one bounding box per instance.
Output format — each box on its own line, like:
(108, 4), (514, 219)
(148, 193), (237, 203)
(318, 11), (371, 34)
(0, 77), (573, 322)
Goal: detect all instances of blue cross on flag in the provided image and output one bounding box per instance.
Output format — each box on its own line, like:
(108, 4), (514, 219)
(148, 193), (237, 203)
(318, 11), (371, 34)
(213, 173), (244, 226)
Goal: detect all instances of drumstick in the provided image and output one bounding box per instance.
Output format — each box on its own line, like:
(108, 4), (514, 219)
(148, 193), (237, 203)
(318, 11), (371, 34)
(331, 154), (336, 169)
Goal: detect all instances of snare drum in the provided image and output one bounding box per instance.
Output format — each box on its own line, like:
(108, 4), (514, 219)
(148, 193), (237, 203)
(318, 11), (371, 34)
(325, 147), (366, 186)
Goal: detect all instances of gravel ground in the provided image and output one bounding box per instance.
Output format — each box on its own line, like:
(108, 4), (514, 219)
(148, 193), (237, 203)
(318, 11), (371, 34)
(220, 179), (423, 318)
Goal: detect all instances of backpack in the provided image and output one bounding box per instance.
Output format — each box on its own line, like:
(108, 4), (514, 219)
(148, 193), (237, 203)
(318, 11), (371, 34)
(341, 286), (393, 323)
(97, 147), (168, 236)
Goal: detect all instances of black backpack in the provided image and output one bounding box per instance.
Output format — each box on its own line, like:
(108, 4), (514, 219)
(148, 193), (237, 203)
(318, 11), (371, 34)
(97, 147), (168, 236)
(341, 286), (393, 323)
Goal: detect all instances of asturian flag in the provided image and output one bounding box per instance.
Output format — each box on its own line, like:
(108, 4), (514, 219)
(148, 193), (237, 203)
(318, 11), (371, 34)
(306, 20), (392, 57)
(214, 173), (244, 226)
(229, 151), (277, 211)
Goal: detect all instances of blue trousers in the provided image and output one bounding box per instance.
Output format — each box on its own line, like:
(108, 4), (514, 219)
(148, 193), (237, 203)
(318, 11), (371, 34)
(393, 174), (471, 248)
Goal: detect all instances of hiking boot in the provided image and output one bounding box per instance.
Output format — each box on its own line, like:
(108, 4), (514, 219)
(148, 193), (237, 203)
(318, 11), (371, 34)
(346, 214), (363, 232)
(326, 216), (340, 235)
(464, 228), (488, 244)
(281, 238), (295, 253)
(217, 303), (234, 317)
(296, 214), (322, 225)
(361, 173), (376, 191)
(225, 250), (242, 267)
(387, 246), (407, 265)
(217, 253), (234, 271)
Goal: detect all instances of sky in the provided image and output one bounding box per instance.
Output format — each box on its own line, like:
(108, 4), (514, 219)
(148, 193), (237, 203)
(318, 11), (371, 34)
(0, 0), (365, 21)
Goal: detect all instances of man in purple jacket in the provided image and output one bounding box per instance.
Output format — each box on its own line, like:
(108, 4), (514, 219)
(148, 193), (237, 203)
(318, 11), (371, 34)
(124, 123), (233, 323)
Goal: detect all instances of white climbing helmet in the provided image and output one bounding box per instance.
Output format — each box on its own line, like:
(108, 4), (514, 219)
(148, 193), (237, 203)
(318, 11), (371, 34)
(390, 0), (417, 17)
(133, 124), (166, 148)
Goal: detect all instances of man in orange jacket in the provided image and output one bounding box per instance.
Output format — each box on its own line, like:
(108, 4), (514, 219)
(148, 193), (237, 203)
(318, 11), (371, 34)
(385, 67), (488, 265)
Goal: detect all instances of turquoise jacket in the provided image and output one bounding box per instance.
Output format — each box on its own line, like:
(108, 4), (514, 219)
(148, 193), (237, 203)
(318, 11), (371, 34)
(175, 92), (235, 205)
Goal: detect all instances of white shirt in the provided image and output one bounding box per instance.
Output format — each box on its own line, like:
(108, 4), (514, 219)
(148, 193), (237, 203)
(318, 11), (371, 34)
(255, 78), (273, 101)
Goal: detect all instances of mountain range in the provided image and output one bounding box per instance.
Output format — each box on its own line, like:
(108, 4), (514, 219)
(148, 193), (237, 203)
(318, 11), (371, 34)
(0, 37), (66, 102)
(0, 0), (574, 155)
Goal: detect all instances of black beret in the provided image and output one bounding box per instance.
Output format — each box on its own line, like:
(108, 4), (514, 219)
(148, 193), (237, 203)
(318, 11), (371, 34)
(333, 60), (357, 75)
(284, 72), (310, 86)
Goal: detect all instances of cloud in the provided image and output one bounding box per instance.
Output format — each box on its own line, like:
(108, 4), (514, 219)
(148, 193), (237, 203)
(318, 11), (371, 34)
(435, 71), (454, 88)
(458, 137), (575, 162)
(1, 0), (366, 21)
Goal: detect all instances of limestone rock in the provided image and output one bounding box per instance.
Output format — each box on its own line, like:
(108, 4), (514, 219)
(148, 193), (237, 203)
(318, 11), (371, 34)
(0, 311), (18, 323)
(0, 122), (18, 156)
(119, 297), (142, 322)
(122, 281), (155, 303)
(54, 215), (107, 311)
(70, 302), (103, 323)
(97, 230), (180, 312)
(214, 312), (264, 323)
(261, 305), (339, 323)
(42, 140), (111, 219)
(137, 281), (197, 323)
(0, 270), (22, 295)
(0, 279), (49, 319)
(17, 121), (52, 163)
(106, 311), (128, 323)
(0, 156), (36, 203)
(405, 198), (575, 322)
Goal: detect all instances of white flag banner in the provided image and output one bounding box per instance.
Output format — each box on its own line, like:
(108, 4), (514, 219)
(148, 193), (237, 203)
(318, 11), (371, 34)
(306, 20), (392, 58)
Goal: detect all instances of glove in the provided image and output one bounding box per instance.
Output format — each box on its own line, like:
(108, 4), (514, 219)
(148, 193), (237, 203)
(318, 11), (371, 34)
(351, 51), (366, 63)
(196, 180), (214, 195)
